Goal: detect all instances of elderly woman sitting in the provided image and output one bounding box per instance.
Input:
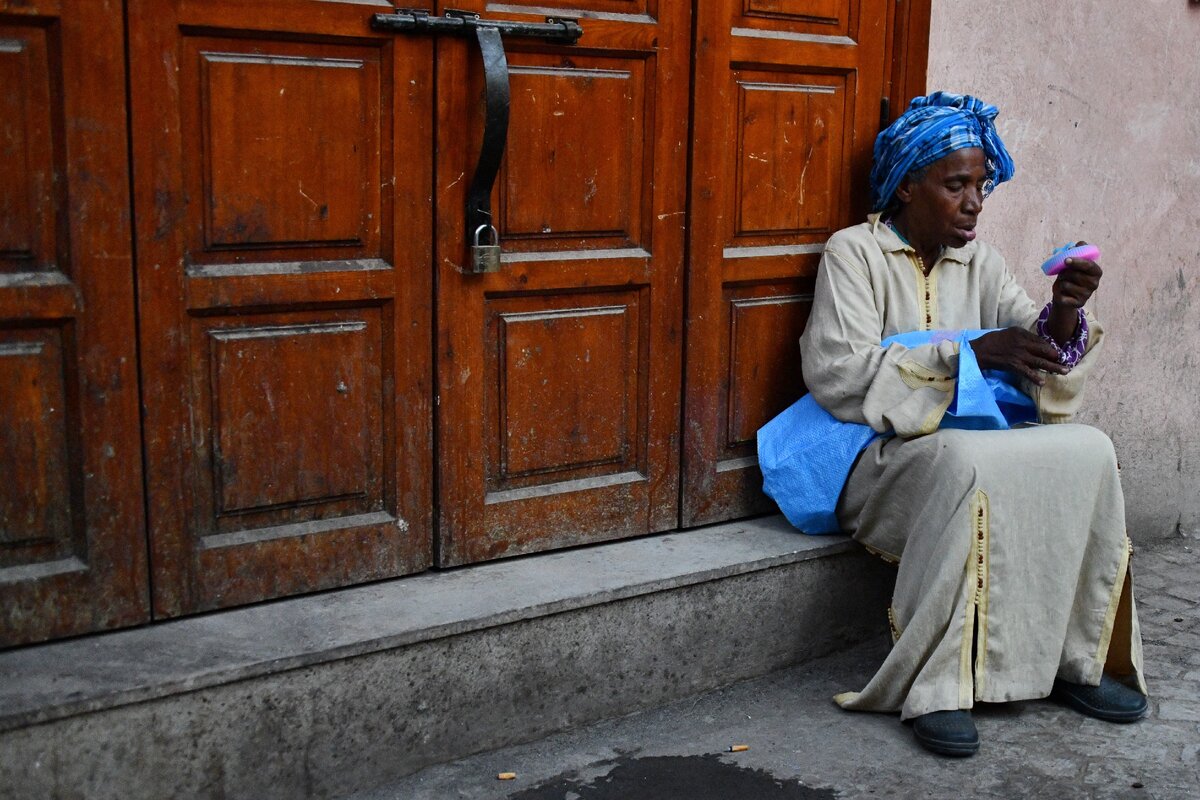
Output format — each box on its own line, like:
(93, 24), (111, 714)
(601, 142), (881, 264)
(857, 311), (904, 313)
(797, 92), (1147, 756)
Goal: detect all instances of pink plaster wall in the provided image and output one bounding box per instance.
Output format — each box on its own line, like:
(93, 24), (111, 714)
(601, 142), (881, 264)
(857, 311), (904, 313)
(927, 1), (1200, 542)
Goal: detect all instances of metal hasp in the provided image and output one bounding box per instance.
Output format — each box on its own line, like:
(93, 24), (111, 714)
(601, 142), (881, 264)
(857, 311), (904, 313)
(371, 9), (583, 42)
(371, 9), (584, 272)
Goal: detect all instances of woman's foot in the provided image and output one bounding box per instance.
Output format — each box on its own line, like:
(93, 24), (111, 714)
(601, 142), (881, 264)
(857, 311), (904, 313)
(1050, 675), (1148, 723)
(910, 710), (979, 757)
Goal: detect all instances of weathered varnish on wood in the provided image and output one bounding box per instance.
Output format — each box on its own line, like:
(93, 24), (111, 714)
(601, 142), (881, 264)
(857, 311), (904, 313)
(0, 0), (150, 645)
(128, 0), (434, 616)
(682, 0), (893, 526)
(433, 0), (691, 565)
(1, 0), (930, 641)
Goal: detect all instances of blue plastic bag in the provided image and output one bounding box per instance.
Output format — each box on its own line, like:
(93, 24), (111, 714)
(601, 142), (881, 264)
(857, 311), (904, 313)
(886, 329), (1035, 432)
(757, 394), (876, 534)
(757, 329), (1036, 534)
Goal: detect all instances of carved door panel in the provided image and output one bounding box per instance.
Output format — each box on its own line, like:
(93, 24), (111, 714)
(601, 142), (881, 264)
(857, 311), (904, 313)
(682, 0), (891, 525)
(0, 0), (149, 646)
(129, 0), (434, 616)
(434, 1), (691, 565)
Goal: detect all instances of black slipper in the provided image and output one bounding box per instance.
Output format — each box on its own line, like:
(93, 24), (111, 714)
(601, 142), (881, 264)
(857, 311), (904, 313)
(910, 710), (979, 757)
(1051, 675), (1148, 723)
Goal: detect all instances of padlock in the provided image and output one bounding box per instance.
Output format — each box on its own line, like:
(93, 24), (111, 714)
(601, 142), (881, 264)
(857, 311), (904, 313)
(471, 224), (501, 273)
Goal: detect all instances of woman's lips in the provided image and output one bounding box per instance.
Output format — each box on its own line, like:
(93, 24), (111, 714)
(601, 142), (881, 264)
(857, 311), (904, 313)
(956, 225), (977, 242)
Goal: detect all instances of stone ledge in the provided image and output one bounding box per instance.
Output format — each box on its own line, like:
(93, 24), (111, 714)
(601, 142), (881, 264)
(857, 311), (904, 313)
(0, 515), (856, 732)
(2, 539), (892, 799)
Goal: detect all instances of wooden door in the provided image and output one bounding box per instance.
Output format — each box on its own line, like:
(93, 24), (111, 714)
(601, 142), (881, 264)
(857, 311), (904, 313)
(682, 0), (892, 526)
(0, 0), (149, 646)
(434, 1), (691, 565)
(129, 0), (434, 616)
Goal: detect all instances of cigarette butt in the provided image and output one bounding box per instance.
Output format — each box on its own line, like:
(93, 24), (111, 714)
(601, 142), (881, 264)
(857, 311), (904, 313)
(728, 744), (749, 753)
(497, 772), (517, 781)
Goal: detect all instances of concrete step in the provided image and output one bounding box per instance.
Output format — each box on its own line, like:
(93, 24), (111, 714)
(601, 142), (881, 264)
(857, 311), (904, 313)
(0, 516), (891, 800)
(351, 539), (1200, 800)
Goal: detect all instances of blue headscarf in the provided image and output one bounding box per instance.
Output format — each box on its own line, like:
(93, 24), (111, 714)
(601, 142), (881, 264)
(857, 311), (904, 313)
(869, 91), (1015, 213)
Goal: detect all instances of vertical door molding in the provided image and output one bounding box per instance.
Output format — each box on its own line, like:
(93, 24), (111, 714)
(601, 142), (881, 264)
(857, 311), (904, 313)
(434, 0), (691, 565)
(0, 0), (149, 645)
(682, 0), (898, 526)
(886, 0), (931, 122)
(129, 0), (434, 616)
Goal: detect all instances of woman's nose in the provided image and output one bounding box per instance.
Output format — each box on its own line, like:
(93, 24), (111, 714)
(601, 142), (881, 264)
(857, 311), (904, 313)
(962, 186), (982, 213)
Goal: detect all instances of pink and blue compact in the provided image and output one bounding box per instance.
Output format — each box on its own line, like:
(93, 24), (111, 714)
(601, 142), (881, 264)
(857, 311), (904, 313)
(1041, 243), (1101, 276)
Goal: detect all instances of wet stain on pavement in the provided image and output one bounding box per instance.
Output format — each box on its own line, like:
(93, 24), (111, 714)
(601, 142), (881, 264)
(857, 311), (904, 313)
(508, 753), (837, 800)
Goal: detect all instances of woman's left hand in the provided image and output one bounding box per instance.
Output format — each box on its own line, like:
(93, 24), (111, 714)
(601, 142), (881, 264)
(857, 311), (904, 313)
(1046, 242), (1102, 344)
(1051, 242), (1102, 309)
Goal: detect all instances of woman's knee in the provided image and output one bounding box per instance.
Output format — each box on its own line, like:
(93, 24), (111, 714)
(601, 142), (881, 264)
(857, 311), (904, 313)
(1062, 424), (1119, 471)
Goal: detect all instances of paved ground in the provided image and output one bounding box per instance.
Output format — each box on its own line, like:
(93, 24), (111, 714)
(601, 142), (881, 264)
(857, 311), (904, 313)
(356, 538), (1200, 800)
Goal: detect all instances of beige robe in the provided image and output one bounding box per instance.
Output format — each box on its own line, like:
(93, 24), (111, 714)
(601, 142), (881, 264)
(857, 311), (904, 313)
(799, 215), (1145, 721)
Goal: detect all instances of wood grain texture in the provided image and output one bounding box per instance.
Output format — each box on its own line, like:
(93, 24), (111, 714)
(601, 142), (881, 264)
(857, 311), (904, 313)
(0, 331), (72, 556)
(1, 0), (931, 641)
(734, 74), (846, 237)
(501, 57), (644, 247)
(203, 315), (381, 522)
(0, 0), (149, 647)
(743, 0), (844, 27)
(682, 0), (891, 527)
(199, 50), (373, 249)
(130, 0), (433, 616)
(0, 23), (57, 273)
(435, 0), (689, 565)
(886, 0), (931, 118)
(724, 289), (813, 450)
(487, 293), (644, 485)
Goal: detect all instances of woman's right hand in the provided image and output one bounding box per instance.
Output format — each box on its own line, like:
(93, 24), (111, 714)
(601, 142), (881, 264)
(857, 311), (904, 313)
(971, 327), (1068, 385)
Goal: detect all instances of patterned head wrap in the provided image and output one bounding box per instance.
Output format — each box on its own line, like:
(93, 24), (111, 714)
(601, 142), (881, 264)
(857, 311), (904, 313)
(869, 91), (1015, 213)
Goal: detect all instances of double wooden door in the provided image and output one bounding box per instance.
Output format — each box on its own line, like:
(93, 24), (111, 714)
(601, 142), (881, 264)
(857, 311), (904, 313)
(0, 0), (918, 645)
(437, 0), (897, 559)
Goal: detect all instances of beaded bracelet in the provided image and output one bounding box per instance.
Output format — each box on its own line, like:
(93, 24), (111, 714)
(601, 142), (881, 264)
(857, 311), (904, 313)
(1035, 302), (1089, 370)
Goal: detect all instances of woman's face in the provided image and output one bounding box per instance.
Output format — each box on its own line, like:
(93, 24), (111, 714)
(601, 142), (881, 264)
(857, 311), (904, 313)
(895, 147), (987, 250)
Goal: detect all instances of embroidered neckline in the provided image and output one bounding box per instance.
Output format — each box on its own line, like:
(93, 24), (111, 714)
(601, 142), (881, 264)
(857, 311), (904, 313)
(883, 217), (947, 270)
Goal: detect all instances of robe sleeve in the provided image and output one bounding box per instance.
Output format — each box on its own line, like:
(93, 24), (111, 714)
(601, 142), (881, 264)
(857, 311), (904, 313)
(992, 263), (1106, 423)
(800, 247), (960, 437)
(1024, 310), (1105, 423)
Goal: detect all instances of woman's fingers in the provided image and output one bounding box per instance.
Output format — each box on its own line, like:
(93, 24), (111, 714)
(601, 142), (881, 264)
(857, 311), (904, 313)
(1012, 355), (1065, 384)
(1013, 365), (1045, 385)
(1023, 354), (1067, 377)
(1060, 258), (1102, 287)
(1055, 258), (1102, 308)
(1009, 330), (1067, 378)
(1065, 261), (1099, 280)
(1020, 365), (1047, 385)
(1030, 354), (1068, 375)
(1011, 327), (1057, 355)
(1053, 287), (1087, 308)
(1008, 349), (1058, 384)
(974, 328), (1067, 381)
(1027, 342), (1068, 374)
